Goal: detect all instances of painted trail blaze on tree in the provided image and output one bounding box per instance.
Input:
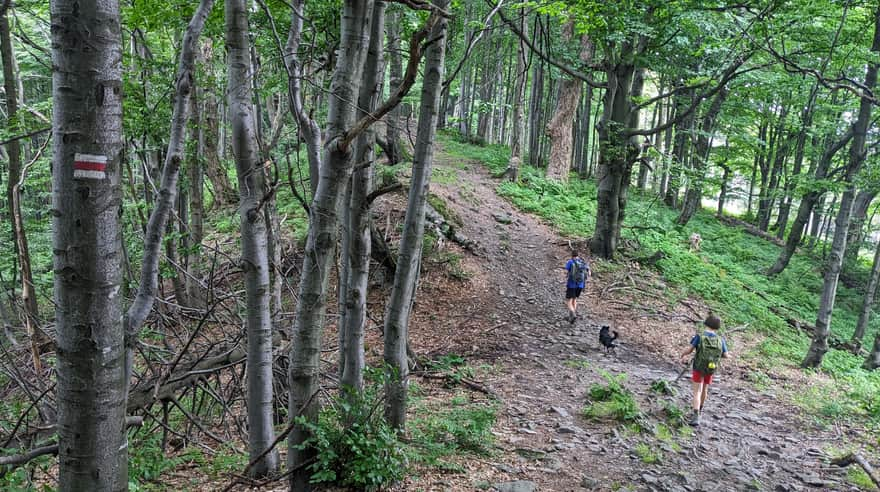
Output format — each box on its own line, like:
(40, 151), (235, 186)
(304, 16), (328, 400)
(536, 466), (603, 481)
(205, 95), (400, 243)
(72, 153), (108, 180)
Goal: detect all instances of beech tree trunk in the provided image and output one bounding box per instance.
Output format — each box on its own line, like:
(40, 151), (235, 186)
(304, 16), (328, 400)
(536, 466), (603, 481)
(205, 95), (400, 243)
(664, 86), (694, 209)
(866, 331), (880, 369)
(186, 88), (205, 306)
(676, 87), (728, 226)
(386, 7), (404, 164)
(289, 2), (374, 488)
(767, 122), (854, 275)
(590, 50), (636, 259)
(803, 5), (880, 369)
(1, 1), (39, 334)
(506, 11), (527, 180)
(1, 1), (20, 232)
(527, 22), (545, 168)
(226, 0), (278, 476)
(199, 41), (236, 207)
(124, 0), (214, 385)
(844, 189), (876, 267)
(384, 0), (448, 430)
(853, 237), (880, 347)
(340, 1), (385, 395)
(50, 0), (128, 487)
(284, 0), (322, 198)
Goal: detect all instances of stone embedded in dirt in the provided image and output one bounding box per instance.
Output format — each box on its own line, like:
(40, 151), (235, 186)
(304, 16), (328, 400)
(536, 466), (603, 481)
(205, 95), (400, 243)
(641, 473), (659, 484)
(492, 213), (513, 224)
(796, 474), (831, 487)
(492, 463), (517, 474)
(492, 480), (537, 492)
(557, 425), (582, 434)
(581, 476), (600, 489)
(550, 406), (571, 418)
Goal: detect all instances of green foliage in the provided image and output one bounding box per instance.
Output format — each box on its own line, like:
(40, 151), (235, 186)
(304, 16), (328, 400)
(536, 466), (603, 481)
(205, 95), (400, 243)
(447, 134), (880, 424)
(128, 432), (185, 488)
(649, 379), (677, 396)
(583, 371), (645, 428)
(846, 466), (875, 490)
(408, 392), (498, 469)
(633, 442), (662, 464)
(437, 130), (511, 174)
(295, 384), (406, 490)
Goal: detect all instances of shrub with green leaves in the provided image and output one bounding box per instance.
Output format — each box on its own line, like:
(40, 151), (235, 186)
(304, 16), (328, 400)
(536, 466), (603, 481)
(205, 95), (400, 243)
(583, 371), (645, 427)
(295, 385), (406, 490)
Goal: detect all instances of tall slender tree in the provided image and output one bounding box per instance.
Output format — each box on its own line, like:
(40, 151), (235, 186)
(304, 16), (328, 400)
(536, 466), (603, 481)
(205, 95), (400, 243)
(226, 0), (278, 475)
(289, 2), (375, 488)
(51, 0), (128, 487)
(384, 0), (448, 431)
(803, 3), (880, 369)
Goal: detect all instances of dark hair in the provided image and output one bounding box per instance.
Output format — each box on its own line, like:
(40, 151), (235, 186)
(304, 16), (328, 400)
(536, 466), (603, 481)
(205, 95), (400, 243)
(571, 251), (579, 258)
(704, 313), (721, 331)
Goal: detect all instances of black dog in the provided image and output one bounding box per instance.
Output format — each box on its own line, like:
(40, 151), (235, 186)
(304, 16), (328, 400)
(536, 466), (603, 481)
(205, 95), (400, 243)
(599, 325), (619, 352)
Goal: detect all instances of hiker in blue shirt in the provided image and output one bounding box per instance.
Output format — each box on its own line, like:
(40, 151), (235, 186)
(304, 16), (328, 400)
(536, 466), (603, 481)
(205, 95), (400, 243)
(680, 313), (730, 426)
(564, 251), (590, 324)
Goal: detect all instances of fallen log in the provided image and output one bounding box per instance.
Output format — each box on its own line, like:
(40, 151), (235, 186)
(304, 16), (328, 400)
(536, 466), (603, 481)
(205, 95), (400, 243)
(127, 346), (246, 412)
(425, 203), (479, 253)
(767, 306), (854, 352)
(832, 453), (880, 489)
(716, 215), (785, 247)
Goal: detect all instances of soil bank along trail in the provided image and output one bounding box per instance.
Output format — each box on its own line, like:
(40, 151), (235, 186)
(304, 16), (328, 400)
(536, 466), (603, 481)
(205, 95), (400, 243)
(413, 154), (859, 492)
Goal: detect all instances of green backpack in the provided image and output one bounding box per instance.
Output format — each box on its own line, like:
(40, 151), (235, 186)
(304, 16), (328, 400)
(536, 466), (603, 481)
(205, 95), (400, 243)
(694, 334), (723, 374)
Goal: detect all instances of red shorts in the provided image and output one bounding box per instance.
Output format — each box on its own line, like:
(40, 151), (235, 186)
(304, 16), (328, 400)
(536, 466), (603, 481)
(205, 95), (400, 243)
(692, 370), (713, 384)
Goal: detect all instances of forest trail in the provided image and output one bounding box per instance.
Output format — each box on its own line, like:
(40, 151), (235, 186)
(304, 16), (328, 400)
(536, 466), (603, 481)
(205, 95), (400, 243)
(414, 154), (859, 492)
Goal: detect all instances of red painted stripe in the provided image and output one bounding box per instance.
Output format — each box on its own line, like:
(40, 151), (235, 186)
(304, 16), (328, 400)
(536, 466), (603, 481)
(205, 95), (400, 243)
(74, 161), (107, 171)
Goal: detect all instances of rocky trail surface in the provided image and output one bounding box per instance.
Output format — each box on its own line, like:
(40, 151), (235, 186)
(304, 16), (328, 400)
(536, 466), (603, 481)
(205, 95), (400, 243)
(409, 155), (863, 492)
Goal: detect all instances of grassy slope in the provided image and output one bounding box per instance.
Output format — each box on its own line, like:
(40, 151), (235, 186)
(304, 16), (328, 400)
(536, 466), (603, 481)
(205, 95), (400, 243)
(438, 130), (880, 423)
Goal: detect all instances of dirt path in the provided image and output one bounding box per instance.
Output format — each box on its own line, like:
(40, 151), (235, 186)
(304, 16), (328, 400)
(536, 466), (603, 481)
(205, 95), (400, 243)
(418, 157), (858, 492)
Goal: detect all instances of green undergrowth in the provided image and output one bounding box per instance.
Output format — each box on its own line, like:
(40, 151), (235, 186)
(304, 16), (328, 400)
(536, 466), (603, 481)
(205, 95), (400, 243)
(438, 130), (880, 425)
(583, 371), (646, 429)
(294, 361), (497, 489)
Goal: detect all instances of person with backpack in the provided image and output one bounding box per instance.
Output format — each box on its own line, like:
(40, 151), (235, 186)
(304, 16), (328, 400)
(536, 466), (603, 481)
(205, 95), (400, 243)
(564, 251), (590, 324)
(679, 313), (729, 426)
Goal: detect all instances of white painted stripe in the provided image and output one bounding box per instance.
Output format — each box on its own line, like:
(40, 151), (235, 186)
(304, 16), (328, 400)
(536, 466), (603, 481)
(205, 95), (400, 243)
(73, 169), (107, 180)
(74, 153), (108, 164)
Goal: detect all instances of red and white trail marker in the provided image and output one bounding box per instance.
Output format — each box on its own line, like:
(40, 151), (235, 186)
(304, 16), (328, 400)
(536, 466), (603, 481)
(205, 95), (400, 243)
(73, 153), (108, 180)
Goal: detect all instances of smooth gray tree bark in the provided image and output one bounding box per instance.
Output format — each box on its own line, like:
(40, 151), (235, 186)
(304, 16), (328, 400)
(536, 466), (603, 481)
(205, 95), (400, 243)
(124, 0), (214, 382)
(288, 2), (375, 488)
(384, 0), (448, 431)
(284, 0), (322, 198)
(386, 6), (404, 164)
(803, 4), (880, 368)
(50, 0), (128, 488)
(340, 1), (386, 394)
(866, 331), (880, 369)
(505, 10), (527, 181)
(676, 87), (728, 226)
(853, 237), (880, 347)
(226, 0), (278, 476)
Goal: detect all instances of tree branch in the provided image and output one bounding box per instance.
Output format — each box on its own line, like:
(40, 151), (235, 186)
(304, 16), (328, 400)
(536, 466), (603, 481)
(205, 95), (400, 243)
(340, 9), (442, 151)
(443, 0), (505, 88)
(493, 3), (605, 88)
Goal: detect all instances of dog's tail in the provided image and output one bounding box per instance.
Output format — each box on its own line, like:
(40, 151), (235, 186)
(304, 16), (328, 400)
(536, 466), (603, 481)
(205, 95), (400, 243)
(611, 331), (619, 341)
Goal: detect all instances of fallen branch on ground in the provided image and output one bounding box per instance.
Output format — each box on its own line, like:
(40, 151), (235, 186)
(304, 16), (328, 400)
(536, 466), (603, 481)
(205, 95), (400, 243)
(425, 203), (479, 252)
(716, 215), (785, 247)
(832, 453), (880, 488)
(416, 371), (498, 398)
(0, 417), (144, 469)
(127, 346), (246, 411)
